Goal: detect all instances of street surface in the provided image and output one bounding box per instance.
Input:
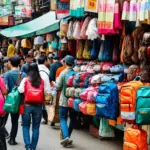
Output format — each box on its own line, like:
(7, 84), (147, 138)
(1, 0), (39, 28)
(7, 117), (123, 150)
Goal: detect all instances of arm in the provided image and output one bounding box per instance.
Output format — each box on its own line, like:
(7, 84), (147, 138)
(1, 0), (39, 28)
(0, 77), (7, 95)
(49, 65), (55, 81)
(18, 78), (26, 93)
(56, 72), (63, 91)
(4, 73), (9, 91)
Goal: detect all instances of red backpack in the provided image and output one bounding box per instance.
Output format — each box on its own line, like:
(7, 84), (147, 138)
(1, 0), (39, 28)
(24, 79), (44, 104)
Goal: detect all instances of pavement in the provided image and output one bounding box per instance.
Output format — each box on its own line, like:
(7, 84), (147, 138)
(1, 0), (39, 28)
(6, 117), (123, 150)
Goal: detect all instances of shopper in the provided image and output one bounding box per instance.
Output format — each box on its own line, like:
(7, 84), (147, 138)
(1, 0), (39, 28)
(21, 54), (33, 74)
(4, 56), (26, 145)
(18, 63), (45, 150)
(38, 56), (51, 125)
(49, 56), (62, 82)
(7, 39), (16, 58)
(56, 55), (76, 147)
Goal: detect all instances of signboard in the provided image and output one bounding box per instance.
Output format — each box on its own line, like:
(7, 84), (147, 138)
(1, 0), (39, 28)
(56, 1), (70, 19)
(85, 0), (98, 13)
(0, 16), (8, 25)
(0, 6), (12, 17)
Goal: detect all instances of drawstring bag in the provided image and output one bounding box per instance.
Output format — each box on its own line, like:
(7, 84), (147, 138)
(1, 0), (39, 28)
(83, 40), (92, 60)
(122, 1), (130, 20)
(73, 21), (81, 39)
(67, 21), (74, 40)
(129, 0), (137, 21)
(80, 17), (91, 39)
(76, 40), (84, 59)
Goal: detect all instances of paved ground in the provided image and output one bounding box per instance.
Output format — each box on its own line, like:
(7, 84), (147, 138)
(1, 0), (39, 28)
(6, 117), (123, 150)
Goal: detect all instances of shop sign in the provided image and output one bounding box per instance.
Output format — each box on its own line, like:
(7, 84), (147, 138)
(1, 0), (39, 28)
(85, 0), (98, 13)
(0, 5), (12, 16)
(56, 0), (70, 19)
(0, 16), (8, 25)
(15, 6), (32, 17)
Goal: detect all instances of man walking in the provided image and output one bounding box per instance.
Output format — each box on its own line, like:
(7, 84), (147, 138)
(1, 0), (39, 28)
(7, 39), (16, 58)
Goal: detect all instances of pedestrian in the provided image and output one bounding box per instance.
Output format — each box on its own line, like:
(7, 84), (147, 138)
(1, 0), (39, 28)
(38, 56), (51, 125)
(4, 56), (26, 145)
(49, 56), (62, 82)
(56, 55), (76, 147)
(18, 63), (46, 150)
(7, 39), (16, 58)
(21, 54), (33, 74)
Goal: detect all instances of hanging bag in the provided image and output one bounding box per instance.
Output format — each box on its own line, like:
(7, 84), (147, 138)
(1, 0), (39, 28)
(83, 40), (92, 59)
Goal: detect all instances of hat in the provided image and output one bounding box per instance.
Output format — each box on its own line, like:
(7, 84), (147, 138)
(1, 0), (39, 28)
(53, 56), (60, 60)
(64, 55), (75, 65)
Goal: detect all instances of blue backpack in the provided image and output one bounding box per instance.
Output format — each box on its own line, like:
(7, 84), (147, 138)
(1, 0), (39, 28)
(96, 81), (119, 119)
(84, 74), (93, 88)
(73, 99), (83, 112)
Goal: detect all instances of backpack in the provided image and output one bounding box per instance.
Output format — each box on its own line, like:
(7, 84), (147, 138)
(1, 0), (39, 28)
(96, 81), (119, 119)
(65, 70), (77, 87)
(136, 86), (150, 125)
(121, 35), (134, 64)
(4, 73), (22, 114)
(24, 79), (44, 104)
(120, 80), (143, 123)
(76, 40), (84, 59)
(73, 98), (83, 112)
(73, 21), (81, 39)
(66, 87), (75, 97)
(83, 40), (92, 60)
(74, 88), (82, 98)
(79, 102), (96, 116)
(68, 98), (75, 109)
(67, 21), (74, 40)
(123, 127), (148, 150)
(84, 74), (93, 88)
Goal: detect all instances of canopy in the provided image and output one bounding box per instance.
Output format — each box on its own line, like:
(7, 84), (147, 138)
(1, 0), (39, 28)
(0, 12), (60, 38)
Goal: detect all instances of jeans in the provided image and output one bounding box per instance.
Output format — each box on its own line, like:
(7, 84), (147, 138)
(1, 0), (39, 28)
(22, 106), (42, 149)
(10, 113), (19, 141)
(59, 107), (76, 139)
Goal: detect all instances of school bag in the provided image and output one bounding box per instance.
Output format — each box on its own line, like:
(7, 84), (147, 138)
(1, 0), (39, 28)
(136, 86), (150, 125)
(83, 40), (92, 60)
(120, 79), (143, 123)
(73, 99), (83, 112)
(4, 73), (22, 114)
(74, 88), (82, 98)
(66, 87), (75, 97)
(24, 79), (44, 104)
(76, 40), (84, 59)
(68, 98), (75, 109)
(79, 102), (96, 116)
(123, 126), (148, 150)
(0, 78), (6, 117)
(96, 81), (119, 120)
(67, 21), (74, 40)
(73, 21), (81, 39)
(65, 70), (77, 87)
(84, 74), (93, 88)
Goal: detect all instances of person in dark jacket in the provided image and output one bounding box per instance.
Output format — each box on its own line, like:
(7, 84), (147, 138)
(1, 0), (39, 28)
(49, 56), (62, 82)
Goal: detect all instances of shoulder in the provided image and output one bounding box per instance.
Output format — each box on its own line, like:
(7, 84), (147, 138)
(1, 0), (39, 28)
(22, 72), (27, 78)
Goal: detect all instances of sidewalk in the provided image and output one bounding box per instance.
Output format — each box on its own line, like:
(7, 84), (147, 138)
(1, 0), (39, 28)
(7, 118), (122, 150)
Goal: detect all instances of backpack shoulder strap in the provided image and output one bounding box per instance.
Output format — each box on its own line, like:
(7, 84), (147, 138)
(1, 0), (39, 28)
(39, 70), (49, 78)
(9, 71), (22, 86)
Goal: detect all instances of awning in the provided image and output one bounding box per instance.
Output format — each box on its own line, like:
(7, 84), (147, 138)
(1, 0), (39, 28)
(0, 12), (60, 38)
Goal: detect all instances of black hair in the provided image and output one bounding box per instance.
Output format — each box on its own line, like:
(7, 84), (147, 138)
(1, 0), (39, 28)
(8, 39), (13, 44)
(66, 62), (73, 67)
(20, 56), (24, 61)
(9, 56), (21, 67)
(38, 56), (47, 65)
(28, 63), (41, 88)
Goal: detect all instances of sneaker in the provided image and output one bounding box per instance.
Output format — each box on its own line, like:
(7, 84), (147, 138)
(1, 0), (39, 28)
(63, 139), (73, 147)
(8, 139), (18, 145)
(60, 137), (69, 145)
(41, 120), (48, 125)
(4, 128), (10, 139)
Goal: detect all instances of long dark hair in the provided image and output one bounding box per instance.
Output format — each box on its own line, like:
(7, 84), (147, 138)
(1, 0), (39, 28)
(28, 63), (41, 88)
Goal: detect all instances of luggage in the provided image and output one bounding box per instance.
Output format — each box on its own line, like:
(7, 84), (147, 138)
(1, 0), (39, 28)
(136, 86), (150, 125)
(96, 81), (119, 119)
(99, 118), (115, 138)
(73, 98), (83, 112)
(123, 127), (148, 150)
(24, 79), (44, 104)
(120, 80), (143, 123)
(68, 98), (75, 109)
(65, 70), (77, 87)
(79, 102), (96, 116)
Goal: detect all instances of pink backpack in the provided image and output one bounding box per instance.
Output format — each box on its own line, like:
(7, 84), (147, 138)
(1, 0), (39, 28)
(68, 98), (75, 108)
(0, 77), (6, 116)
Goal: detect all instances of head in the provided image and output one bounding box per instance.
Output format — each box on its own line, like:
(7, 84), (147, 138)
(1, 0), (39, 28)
(28, 63), (41, 88)
(25, 55), (33, 63)
(8, 56), (21, 69)
(38, 55), (49, 66)
(64, 55), (75, 68)
(8, 39), (13, 45)
(3, 57), (10, 69)
(52, 56), (60, 63)
(20, 57), (25, 66)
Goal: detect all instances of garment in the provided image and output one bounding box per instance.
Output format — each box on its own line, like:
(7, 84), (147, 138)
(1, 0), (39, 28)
(21, 62), (30, 74)
(7, 44), (16, 57)
(49, 62), (62, 81)
(59, 106), (76, 139)
(56, 65), (66, 79)
(38, 64), (51, 94)
(22, 105), (42, 149)
(4, 70), (26, 93)
(56, 68), (72, 107)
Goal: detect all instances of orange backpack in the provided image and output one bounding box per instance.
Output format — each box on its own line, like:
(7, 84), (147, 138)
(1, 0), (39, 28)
(120, 80), (143, 123)
(123, 127), (148, 150)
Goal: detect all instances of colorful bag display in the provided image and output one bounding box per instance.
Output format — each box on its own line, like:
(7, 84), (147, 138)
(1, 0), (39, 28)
(76, 40), (84, 59)
(120, 80), (143, 123)
(110, 64), (124, 73)
(83, 40), (92, 59)
(73, 98), (83, 112)
(123, 127), (148, 150)
(79, 101), (96, 116)
(67, 21), (74, 39)
(136, 86), (150, 125)
(66, 70), (77, 87)
(68, 98), (75, 108)
(96, 81), (119, 119)
(66, 87), (76, 97)
(74, 88), (83, 98)
(73, 21), (81, 39)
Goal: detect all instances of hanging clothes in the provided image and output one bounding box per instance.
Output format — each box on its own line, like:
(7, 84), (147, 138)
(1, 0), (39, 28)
(122, 1), (130, 21)
(129, 0), (137, 21)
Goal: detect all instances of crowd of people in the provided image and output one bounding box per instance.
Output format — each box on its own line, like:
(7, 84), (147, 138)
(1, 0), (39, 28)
(0, 39), (77, 150)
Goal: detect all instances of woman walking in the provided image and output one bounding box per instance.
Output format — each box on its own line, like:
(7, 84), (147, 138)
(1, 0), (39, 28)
(18, 63), (46, 150)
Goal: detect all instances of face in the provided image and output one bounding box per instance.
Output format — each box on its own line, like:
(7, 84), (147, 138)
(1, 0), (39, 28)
(6, 61), (11, 69)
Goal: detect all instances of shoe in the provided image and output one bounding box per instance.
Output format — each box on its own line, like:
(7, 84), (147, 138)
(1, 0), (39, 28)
(63, 139), (73, 147)
(60, 137), (69, 145)
(41, 120), (48, 125)
(8, 139), (18, 145)
(51, 122), (55, 127)
(4, 129), (10, 139)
